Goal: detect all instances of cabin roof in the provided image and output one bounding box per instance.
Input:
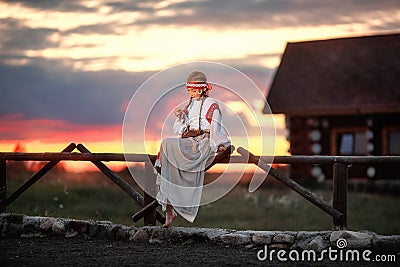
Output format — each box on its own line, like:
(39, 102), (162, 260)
(264, 33), (400, 116)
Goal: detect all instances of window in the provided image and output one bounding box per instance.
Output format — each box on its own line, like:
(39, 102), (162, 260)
(383, 127), (400, 155)
(339, 133), (353, 155)
(337, 132), (367, 155)
(388, 131), (400, 155)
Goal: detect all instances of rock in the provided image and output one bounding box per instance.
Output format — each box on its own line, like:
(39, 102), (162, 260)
(106, 225), (122, 239)
(389, 235), (400, 250)
(273, 233), (295, 244)
(127, 228), (137, 238)
(130, 229), (149, 242)
(252, 233), (274, 245)
(115, 228), (128, 240)
(96, 224), (111, 239)
(6, 213), (24, 224)
(330, 230), (373, 249)
(52, 220), (66, 235)
(98, 227), (109, 239)
(202, 229), (230, 243)
(309, 236), (327, 252)
(23, 216), (43, 225)
(21, 220), (38, 234)
(88, 223), (100, 237)
(40, 217), (56, 231)
(293, 232), (320, 250)
(149, 228), (170, 244)
(5, 213), (398, 254)
(269, 243), (289, 249)
(170, 228), (191, 240)
(66, 220), (89, 234)
(3, 222), (22, 237)
(169, 227), (213, 243)
(296, 231), (321, 240)
(220, 233), (251, 246)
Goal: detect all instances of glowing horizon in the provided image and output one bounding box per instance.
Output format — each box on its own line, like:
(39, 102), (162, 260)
(0, 113), (289, 172)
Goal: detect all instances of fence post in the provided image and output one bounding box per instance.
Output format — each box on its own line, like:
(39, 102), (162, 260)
(144, 161), (157, 226)
(0, 160), (6, 213)
(332, 162), (348, 229)
(6, 143), (77, 207)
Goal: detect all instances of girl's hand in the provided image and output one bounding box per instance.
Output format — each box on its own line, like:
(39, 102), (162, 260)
(217, 144), (226, 152)
(174, 108), (182, 117)
(174, 108), (185, 120)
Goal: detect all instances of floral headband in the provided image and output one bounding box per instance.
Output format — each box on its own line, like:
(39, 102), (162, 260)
(186, 81), (213, 91)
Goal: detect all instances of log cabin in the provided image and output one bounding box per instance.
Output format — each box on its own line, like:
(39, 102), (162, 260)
(265, 33), (400, 181)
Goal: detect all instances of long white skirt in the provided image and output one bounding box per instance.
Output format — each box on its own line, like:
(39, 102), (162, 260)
(154, 133), (215, 222)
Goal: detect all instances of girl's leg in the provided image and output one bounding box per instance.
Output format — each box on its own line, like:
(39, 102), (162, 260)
(163, 203), (177, 228)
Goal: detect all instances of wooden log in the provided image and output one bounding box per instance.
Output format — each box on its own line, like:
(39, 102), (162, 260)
(0, 160), (6, 212)
(76, 144), (166, 224)
(237, 147), (343, 221)
(265, 155), (400, 165)
(1, 152), (400, 165)
(143, 161), (157, 226)
(0, 152), (150, 162)
(6, 143), (77, 206)
(132, 162), (160, 223)
(332, 163), (348, 229)
(205, 145), (235, 171)
(132, 200), (159, 223)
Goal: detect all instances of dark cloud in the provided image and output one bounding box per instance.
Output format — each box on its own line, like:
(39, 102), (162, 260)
(0, 0), (95, 12)
(0, 54), (276, 139)
(0, 18), (59, 52)
(0, 57), (154, 125)
(62, 22), (123, 35)
(3, 0), (399, 33)
(216, 54), (279, 93)
(105, 0), (157, 12)
(127, 0), (400, 30)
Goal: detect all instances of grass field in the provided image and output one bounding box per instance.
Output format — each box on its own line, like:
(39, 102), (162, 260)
(4, 170), (400, 235)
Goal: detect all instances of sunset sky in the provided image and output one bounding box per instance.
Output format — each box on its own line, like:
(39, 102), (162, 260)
(1, 0), (399, 171)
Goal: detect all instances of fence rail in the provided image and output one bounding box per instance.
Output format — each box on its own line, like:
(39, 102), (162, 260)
(1, 142), (400, 230)
(2, 153), (400, 164)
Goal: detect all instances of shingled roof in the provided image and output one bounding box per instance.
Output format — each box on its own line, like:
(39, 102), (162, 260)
(264, 33), (400, 115)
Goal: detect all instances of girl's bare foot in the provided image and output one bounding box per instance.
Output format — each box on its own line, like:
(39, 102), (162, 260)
(163, 204), (177, 228)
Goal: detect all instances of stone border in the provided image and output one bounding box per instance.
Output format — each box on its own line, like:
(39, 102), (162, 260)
(1, 213), (399, 253)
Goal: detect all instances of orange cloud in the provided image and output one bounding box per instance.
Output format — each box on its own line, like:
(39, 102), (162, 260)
(0, 113), (122, 144)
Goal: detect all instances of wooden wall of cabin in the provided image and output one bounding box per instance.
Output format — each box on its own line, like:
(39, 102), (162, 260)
(287, 116), (312, 181)
(287, 113), (400, 181)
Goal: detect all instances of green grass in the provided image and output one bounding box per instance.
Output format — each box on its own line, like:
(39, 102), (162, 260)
(5, 173), (400, 235)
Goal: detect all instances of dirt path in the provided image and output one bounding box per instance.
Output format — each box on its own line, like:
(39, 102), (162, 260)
(1, 235), (394, 266)
(1, 235), (265, 266)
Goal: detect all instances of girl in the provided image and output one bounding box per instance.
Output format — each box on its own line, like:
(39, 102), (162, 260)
(154, 70), (230, 227)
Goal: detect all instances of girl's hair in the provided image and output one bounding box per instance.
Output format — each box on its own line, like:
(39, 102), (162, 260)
(184, 98), (193, 114)
(186, 70), (207, 82)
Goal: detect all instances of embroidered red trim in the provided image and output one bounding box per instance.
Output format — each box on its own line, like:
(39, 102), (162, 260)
(206, 103), (219, 123)
(186, 81), (213, 91)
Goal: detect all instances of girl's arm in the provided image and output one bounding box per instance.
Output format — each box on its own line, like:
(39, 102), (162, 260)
(173, 109), (187, 135)
(209, 108), (231, 153)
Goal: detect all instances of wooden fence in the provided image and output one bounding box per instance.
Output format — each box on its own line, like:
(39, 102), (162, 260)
(1, 142), (399, 229)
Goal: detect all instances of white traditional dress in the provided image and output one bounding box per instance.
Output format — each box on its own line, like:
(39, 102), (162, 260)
(154, 97), (230, 222)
